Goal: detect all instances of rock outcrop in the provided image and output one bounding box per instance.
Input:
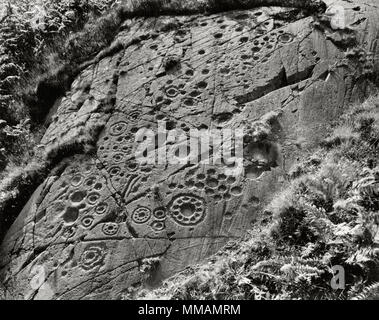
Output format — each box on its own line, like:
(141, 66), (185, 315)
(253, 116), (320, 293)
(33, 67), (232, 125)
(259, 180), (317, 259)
(0, 0), (378, 299)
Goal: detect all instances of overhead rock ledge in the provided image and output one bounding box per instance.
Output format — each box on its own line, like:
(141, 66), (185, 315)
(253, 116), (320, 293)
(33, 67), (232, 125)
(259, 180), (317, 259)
(1, 0), (378, 299)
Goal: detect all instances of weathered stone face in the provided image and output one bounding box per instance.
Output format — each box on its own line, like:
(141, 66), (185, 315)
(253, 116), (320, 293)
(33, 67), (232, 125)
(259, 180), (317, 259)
(1, 0), (378, 300)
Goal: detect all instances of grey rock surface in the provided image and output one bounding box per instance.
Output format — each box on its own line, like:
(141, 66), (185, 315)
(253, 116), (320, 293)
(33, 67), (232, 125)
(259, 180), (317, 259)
(0, 0), (378, 299)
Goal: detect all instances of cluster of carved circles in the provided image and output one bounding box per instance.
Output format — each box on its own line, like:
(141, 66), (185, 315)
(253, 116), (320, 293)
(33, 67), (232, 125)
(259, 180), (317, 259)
(97, 116), (135, 167)
(80, 245), (106, 270)
(130, 206), (168, 232)
(150, 207), (167, 231)
(51, 161), (116, 240)
(39, 7), (301, 262)
(102, 222), (120, 236)
(131, 207), (152, 224)
(166, 167), (243, 204)
(168, 194), (206, 226)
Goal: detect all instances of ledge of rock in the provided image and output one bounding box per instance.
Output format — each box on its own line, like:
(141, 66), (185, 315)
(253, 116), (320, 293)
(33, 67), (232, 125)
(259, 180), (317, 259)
(1, 0), (379, 299)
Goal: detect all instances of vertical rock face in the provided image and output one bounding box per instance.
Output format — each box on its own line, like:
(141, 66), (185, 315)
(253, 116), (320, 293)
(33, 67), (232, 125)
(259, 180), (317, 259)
(1, 0), (378, 299)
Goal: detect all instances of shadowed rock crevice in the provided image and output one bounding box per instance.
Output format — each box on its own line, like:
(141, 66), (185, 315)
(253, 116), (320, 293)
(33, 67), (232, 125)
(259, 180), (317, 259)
(235, 67), (290, 104)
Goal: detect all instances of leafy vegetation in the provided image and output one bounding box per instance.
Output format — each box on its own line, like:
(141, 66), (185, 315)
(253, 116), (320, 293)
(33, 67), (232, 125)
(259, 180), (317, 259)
(0, 0), (121, 178)
(127, 95), (379, 300)
(0, 0), (119, 119)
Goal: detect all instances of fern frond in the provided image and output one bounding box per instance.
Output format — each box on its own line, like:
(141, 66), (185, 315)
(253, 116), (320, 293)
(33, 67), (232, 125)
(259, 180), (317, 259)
(351, 282), (379, 300)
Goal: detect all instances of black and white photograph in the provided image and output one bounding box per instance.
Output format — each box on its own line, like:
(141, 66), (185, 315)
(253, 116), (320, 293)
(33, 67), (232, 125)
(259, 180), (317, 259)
(0, 0), (378, 308)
